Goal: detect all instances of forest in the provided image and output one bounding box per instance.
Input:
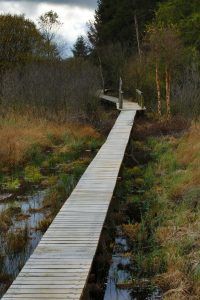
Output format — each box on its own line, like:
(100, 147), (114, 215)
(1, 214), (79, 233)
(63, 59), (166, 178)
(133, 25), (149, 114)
(0, 0), (200, 299)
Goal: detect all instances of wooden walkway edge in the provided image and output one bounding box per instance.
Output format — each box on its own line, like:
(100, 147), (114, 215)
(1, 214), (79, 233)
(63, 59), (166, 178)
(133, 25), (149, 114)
(2, 97), (140, 300)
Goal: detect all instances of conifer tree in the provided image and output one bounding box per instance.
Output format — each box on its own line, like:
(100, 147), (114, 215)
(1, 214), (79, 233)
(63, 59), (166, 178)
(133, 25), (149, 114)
(72, 36), (89, 58)
(88, 0), (163, 51)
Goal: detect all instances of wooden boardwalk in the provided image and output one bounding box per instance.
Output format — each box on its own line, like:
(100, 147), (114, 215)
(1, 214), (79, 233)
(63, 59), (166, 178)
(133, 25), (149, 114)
(100, 93), (143, 111)
(2, 97), (140, 300)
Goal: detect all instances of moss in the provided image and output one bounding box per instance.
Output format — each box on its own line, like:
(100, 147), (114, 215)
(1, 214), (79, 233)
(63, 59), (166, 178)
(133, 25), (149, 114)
(3, 178), (20, 191)
(126, 166), (143, 178)
(24, 165), (43, 183)
(41, 175), (58, 187)
(134, 177), (145, 187)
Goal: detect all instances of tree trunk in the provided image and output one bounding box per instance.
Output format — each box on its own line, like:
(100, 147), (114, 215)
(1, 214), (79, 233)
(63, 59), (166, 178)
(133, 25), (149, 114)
(97, 54), (105, 93)
(156, 63), (161, 117)
(134, 14), (142, 63)
(165, 67), (171, 118)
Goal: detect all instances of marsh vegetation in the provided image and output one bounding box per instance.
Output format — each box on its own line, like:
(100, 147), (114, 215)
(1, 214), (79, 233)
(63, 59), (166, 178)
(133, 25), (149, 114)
(83, 116), (199, 300)
(0, 113), (114, 297)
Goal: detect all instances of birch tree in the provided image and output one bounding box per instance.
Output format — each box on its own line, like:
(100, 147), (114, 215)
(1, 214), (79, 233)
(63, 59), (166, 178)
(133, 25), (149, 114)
(147, 25), (183, 118)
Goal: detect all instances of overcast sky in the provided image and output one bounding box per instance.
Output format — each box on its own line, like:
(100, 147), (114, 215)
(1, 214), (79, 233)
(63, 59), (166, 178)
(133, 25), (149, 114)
(0, 0), (98, 56)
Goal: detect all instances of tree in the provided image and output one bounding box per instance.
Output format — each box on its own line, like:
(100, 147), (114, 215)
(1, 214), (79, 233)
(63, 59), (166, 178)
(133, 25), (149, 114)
(0, 14), (45, 70)
(147, 25), (184, 118)
(155, 0), (200, 52)
(87, 0), (165, 89)
(38, 10), (61, 58)
(88, 0), (164, 51)
(72, 36), (89, 58)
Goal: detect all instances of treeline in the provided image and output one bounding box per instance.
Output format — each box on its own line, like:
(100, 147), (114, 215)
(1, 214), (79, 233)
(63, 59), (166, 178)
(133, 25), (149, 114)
(73, 0), (200, 119)
(0, 12), (100, 122)
(0, 12), (59, 69)
(0, 1), (199, 121)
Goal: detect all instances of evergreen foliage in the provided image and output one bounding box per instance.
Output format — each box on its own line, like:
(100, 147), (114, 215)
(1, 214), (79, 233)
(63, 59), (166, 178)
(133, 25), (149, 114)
(155, 0), (200, 52)
(88, 0), (163, 50)
(72, 36), (89, 58)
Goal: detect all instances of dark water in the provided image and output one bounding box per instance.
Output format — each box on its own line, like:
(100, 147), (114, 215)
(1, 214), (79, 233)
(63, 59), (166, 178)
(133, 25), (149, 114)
(104, 229), (163, 300)
(0, 190), (48, 298)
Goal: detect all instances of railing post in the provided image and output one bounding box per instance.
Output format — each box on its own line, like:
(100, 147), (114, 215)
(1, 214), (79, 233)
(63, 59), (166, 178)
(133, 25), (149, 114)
(119, 77), (123, 109)
(136, 89), (144, 109)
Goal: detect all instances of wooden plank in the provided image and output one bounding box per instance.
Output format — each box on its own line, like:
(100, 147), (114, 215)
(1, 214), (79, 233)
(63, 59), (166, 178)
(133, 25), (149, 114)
(2, 96), (138, 300)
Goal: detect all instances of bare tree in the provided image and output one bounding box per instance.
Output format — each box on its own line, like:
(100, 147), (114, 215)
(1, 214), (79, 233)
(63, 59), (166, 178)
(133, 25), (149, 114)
(38, 11), (61, 58)
(1, 60), (100, 122)
(155, 62), (162, 116)
(134, 14), (142, 63)
(172, 63), (200, 119)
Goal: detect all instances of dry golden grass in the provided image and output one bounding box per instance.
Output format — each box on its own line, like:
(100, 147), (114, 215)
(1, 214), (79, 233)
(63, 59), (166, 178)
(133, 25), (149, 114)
(166, 123), (200, 200)
(0, 112), (100, 170)
(177, 123), (200, 166)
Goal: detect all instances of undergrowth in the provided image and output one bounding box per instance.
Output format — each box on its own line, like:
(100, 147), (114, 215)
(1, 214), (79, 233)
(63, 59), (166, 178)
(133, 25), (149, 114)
(121, 121), (200, 299)
(0, 112), (105, 193)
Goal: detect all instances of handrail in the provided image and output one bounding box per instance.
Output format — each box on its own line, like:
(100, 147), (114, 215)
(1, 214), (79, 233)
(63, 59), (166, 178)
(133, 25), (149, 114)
(136, 89), (144, 109)
(119, 77), (124, 109)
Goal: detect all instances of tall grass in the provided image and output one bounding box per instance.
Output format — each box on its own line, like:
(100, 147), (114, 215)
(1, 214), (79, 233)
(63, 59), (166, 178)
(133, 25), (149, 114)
(121, 121), (200, 299)
(0, 112), (101, 171)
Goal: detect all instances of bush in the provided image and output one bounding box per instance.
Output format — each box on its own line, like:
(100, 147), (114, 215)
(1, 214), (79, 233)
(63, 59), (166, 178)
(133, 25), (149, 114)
(172, 63), (200, 119)
(0, 59), (101, 122)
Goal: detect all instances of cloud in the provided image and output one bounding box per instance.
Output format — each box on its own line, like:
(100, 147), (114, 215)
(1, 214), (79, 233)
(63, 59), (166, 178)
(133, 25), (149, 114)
(0, 1), (95, 56)
(2, 0), (97, 9)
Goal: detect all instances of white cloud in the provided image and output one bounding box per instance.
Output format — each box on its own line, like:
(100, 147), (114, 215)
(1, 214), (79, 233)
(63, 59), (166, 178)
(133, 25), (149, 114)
(3, 0), (97, 9)
(0, 1), (95, 56)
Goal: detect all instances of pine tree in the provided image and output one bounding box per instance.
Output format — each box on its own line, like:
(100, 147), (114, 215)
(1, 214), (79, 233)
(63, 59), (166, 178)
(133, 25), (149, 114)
(72, 36), (89, 58)
(88, 0), (164, 51)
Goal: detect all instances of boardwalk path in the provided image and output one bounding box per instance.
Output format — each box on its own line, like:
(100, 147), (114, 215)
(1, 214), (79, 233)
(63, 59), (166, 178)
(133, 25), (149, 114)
(2, 97), (141, 300)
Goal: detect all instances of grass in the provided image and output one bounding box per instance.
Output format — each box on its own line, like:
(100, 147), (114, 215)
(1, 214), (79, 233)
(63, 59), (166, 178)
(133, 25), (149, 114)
(36, 217), (52, 233)
(0, 111), (103, 192)
(0, 110), (105, 279)
(0, 102), (116, 299)
(6, 227), (28, 254)
(121, 121), (200, 299)
(0, 204), (22, 233)
(24, 166), (43, 183)
(0, 210), (13, 232)
(0, 112), (101, 169)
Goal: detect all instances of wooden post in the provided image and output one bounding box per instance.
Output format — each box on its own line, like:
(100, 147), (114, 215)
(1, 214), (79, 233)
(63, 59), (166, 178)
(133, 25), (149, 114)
(119, 77), (123, 109)
(136, 89), (144, 108)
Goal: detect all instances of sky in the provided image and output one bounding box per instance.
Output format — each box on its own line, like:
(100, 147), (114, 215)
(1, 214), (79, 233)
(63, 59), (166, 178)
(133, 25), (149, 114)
(0, 0), (98, 56)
